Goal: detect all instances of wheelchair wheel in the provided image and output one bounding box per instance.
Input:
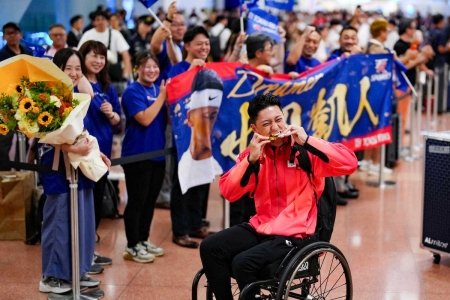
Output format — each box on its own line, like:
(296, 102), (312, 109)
(192, 269), (241, 300)
(277, 242), (352, 300)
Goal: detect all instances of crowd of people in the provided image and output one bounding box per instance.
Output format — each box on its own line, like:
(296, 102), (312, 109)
(0, 1), (448, 296)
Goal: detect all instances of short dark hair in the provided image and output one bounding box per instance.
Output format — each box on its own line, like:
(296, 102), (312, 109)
(134, 50), (159, 68)
(246, 33), (274, 60)
(70, 15), (83, 26)
(339, 25), (358, 37)
(53, 48), (86, 76)
(183, 26), (210, 44)
(398, 18), (413, 35)
(248, 93), (282, 124)
(49, 24), (66, 31)
(2, 22), (20, 34)
(432, 14), (444, 25)
(92, 10), (110, 21)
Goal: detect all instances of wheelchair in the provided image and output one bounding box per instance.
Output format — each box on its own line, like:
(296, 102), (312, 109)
(192, 239), (352, 300)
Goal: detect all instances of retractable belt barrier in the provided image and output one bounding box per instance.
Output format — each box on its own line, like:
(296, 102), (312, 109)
(0, 147), (176, 173)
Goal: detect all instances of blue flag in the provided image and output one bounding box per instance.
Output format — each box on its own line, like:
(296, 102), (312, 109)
(247, 8), (280, 43)
(139, 0), (158, 8)
(393, 60), (409, 92)
(265, 0), (294, 10)
(240, 0), (258, 13)
(21, 39), (46, 58)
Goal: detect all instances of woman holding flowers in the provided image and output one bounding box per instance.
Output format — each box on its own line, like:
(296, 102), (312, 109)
(38, 48), (109, 293)
(78, 41), (121, 248)
(120, 51), (168, 263)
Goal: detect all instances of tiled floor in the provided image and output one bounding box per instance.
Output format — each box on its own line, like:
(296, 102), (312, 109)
(1, 113), (450, 300)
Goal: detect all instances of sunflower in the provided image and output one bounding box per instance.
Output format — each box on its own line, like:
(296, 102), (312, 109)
(32, 106), (40, 114)
(0, 124), (9, 136)
(19, 97), (35, 113)
(5, 84), (22, 96)
(38, 112), (53, 126)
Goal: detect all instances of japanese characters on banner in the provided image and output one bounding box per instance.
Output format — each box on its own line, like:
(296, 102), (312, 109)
(167, 54), (396, 190)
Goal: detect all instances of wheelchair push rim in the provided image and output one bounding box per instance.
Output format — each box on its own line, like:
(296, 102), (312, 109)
(278, 245), (352, 300)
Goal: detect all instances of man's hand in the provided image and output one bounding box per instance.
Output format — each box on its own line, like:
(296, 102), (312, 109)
(289, 71), (299, 79)
(167, 1), (177, 20)
(282, 125), (308, 146)
(350, 45), (362, 54)
(248, 132), (271, 164)
(161, 26), (172, 40)
(189, 59), (206, 69)
(256, 64), (274, 77)
(278, 25), (287, 43)
(301, 26), (315, 40)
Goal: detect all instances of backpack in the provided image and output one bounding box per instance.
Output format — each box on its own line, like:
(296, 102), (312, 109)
(290, 143), (337, 243)
(209, 27), (225, 62)
(101, 179), (122, 219)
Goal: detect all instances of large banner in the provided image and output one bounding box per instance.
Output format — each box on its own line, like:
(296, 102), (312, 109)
(167, 54), (395, 192)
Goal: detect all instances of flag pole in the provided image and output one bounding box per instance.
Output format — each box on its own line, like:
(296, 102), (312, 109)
(147, 7), (165, 28)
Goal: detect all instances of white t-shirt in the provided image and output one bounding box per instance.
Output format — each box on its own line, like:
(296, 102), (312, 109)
(178, 149), (223, 194)
(78, 27), (130, 64)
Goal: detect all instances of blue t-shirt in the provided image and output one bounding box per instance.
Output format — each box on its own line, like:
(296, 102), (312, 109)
(121, 81), (167, 161)
(168, 60), (191, 78)
(429, 28), (448, 66)
(156, 41), (183, 85)
(39, 144), (94, 195)
(284, 53), (321, 74)
(84, 82), (121, 158)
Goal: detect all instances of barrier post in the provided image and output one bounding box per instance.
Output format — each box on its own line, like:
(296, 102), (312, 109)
(433, 73), (439, 125)
(426, 75), (432, 130)
(366, 145), (396, 188)
(443, 64), (448, 112)
(48, 166), (104, 300)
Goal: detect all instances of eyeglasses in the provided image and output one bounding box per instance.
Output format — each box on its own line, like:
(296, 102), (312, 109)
(171, 23), (186, 27)
(4, 31), (20, 36)
(262, 47), (273, 53)
(50, 33), (66, 37)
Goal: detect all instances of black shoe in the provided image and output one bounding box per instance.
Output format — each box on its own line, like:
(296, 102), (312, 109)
(336, 194), (348, 206)
(87, 263), (104, 275)
(337, 189), (359, 199)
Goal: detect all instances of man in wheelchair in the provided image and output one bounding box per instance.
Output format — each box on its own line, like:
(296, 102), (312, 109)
(199, 93), (358, 300)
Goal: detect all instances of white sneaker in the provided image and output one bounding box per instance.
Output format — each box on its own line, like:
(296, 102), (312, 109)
(359, 160), (371, 171)
(368, 163), (393, 175)
(140, 240), (164, 257)
(123, 244), (155, 263)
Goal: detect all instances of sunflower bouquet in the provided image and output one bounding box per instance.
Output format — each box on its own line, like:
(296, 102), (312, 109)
(0, 76), (79, 138)
(0, 55), (107, 182)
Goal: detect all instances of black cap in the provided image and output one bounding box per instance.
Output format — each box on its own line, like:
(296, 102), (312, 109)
(191, 69), (223, 93)
(2, 22), (21, 33)
(137, 15), (154, 25)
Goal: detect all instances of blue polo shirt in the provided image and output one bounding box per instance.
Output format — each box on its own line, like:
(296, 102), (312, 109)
(327, 49), (343, 62)
(121, 81), (167, 161)
(83, 82), (121, 159)
(168, 60), (191, 78)
(285, 53), (321, 74)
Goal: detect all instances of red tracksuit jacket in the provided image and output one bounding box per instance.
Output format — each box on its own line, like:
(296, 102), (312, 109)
(219, 136), (358, 238)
